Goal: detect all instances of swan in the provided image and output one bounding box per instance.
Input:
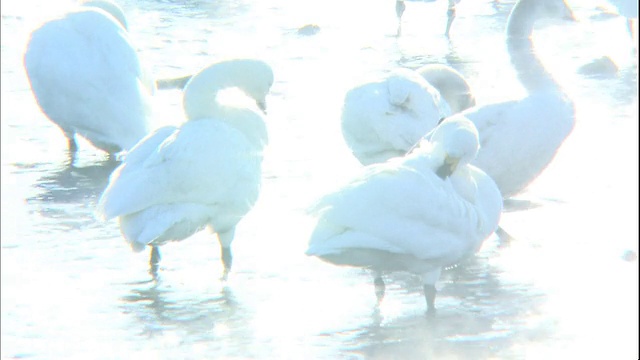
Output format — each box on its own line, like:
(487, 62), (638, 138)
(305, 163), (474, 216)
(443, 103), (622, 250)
(97, 59), (274, 279)
(306, 115), (503, 314)
(341, 68), (451, 166)
(457, 0), (576, 199)
(416, 63), (476, 114)
(23, 0), (155, 159)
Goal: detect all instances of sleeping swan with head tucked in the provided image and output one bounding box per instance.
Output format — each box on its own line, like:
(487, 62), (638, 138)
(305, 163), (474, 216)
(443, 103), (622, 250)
(307, 115), (502, 315)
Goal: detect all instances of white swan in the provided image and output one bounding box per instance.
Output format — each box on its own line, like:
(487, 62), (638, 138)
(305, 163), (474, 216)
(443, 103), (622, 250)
(23, 0), (155, 158)
(97, 59), (274, 279)
(341, 68), (451, 166)
(416, 63), (476, 114)
(457, 0), (576, 199)
(307, 115), (503, 314)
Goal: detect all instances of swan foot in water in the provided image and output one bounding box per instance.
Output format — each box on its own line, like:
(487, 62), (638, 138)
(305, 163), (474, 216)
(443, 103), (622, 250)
(424, 284), (437, 317)
(374, 275), (386, 306)
(445, 3), (456, 38)
(149, 245), (161, 279)
(220, 245), (232, 281)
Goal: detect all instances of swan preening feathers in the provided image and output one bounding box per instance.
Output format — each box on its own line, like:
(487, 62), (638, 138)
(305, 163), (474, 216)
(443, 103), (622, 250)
(23, 0), (154, 158)
(97, 59), (274, 279)
(341, 68), (451, 166)
(307, 116), (503, 313)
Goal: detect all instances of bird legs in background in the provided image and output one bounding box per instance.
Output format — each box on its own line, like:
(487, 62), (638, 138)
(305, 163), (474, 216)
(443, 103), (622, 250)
(445, 0), (457, 38)
(396, 0), (406, 36)
(149, 245), (161, 279)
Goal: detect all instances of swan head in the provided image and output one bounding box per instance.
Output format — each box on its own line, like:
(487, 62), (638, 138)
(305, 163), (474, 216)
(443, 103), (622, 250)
(183, 59), (274, 121)
(429, 115), (480, 179)
(506, 0), (575, 39)
(82, 0), (128, 30)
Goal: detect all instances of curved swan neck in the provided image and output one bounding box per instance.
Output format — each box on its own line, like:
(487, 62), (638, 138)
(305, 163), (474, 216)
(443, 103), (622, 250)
(182, 60), (273, 121)
(507, 37), (562, 94)
(506, 0), (567, 94)
(506, 0), (538, 39)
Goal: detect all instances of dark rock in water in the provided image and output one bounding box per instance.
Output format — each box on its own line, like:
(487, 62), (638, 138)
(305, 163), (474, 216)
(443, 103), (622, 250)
(297, 24), (320, 36)
(577, 56), (619, 77)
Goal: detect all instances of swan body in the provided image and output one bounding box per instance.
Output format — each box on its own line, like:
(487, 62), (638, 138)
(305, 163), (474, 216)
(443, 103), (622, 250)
(97, 59), (274, 278)
(341, 68), (451, 166)
(417, 64), (476, 114)
(456, 0), (576, 198)
(23, 0), (154, 156)
(307, 116), (503, 313)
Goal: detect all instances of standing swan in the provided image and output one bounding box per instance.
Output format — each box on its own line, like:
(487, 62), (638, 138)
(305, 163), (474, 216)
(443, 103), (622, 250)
(341, 68), (451, 166)
(307, 116), (503, 314)
(97, 59), (274, 279)
(459, 0), (576, 199)
(23, 0), (154, 159)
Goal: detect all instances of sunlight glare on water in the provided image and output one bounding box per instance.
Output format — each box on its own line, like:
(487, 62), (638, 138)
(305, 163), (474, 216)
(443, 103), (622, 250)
(1, 0), (638, 358)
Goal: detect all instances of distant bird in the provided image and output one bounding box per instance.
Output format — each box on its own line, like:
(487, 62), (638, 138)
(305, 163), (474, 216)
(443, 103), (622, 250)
(24, 0), (155, 160)
(307, 116), (503, 314)
(416, 64), (476, 114)
(97, 59), (274, 279)
(341, 68), (451, 166)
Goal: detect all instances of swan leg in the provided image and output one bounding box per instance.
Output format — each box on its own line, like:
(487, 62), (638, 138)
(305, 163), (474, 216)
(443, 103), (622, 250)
(220, 245), (232, 281)
(149, 245), (161, 278)
(374, 274), (386, 305)
(424, 284), (437, 316)
(67, 134), (78, 153)
(445, 1), (456, 38)
(217, 229), (235, 281)
(422, 268), (441, 316)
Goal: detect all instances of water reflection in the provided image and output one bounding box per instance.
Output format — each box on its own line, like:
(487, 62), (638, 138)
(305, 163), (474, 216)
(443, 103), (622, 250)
(335, 253), (548, 359)
(25, 159), (117, 205)
(120, 279), (252, 347)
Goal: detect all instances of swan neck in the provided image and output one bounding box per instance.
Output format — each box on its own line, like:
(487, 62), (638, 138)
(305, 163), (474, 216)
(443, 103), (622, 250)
(506, 0), (537, 39)
(507, 28), (562, 94)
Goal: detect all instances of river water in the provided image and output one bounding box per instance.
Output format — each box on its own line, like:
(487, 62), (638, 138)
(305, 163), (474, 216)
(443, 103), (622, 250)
(1, 0), (638, 358)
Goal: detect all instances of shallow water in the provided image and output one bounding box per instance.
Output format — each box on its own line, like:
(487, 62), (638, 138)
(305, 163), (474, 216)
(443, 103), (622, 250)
(1, 0), (638, 358)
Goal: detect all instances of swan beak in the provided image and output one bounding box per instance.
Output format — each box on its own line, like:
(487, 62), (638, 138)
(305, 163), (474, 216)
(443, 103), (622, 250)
(257, 100), (267, 114)
(435, 155), (460, 179)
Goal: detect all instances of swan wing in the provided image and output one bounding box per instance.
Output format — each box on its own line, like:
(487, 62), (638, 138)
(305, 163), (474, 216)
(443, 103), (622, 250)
(308, 163), (481, 262)
(98, 119), (262, 221)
